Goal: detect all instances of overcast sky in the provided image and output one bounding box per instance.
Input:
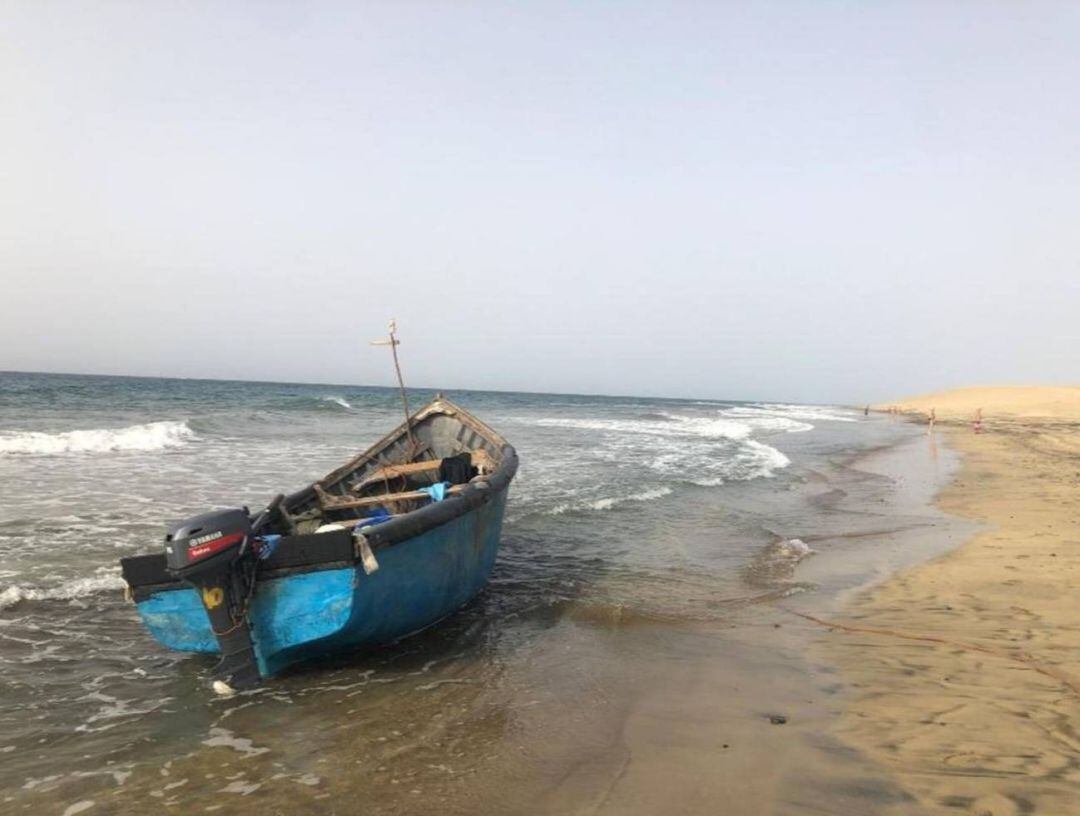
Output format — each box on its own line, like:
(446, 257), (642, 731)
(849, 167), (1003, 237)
(3, 2), (1078, 404)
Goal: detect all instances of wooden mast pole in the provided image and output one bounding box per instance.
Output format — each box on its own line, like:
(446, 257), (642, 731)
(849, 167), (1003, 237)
(371, 319), (417, 450)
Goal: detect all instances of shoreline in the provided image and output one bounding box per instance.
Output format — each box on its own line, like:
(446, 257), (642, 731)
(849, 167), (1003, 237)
(9, 408), (1059, 815)
(823, 418), (1080, 814)
(527, 423), (980, 814)
(793, 429), (977, 614)
(4, 415), (967, 815)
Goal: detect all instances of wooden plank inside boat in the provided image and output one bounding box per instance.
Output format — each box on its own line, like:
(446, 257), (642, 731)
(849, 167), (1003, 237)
(316, 482), (468, 511)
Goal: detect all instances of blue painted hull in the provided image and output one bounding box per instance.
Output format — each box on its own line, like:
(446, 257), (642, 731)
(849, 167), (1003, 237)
(136, 490), (507, 679)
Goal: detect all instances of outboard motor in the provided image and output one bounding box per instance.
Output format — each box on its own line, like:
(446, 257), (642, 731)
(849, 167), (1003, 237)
(165, 508), (262, 690)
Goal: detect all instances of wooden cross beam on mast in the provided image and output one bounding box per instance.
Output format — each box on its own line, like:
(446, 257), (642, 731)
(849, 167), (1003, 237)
(370, 319), (417, 450)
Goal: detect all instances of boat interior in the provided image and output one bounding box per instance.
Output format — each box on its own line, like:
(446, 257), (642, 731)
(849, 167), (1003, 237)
(276, 398), (509, 535)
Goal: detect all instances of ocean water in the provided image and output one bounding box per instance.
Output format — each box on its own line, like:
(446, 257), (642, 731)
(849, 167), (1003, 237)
(0, 372), (927, 812)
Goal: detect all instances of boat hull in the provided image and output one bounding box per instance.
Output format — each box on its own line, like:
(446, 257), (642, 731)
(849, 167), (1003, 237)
(135, 489), (508, 679)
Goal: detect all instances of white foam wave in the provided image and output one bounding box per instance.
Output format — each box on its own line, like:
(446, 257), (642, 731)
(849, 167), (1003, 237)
(718, 411), (814, 434)
(740, 403), (858, 423)
(322, 396), (352, 409)
(536, 415), (753, 441)
(682, 440), (794, 483)
(548, 487), (673, 515)
(75, 691), (167, 733)
(535, 411), (791, 487)
(0, 421), (195, 455)
(0, 573), (126, 610)
(779, 538), (814, 558)
(202, 727), (270, 757)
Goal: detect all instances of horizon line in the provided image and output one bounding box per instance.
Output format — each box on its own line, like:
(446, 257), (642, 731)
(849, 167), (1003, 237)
(0, 367), (794, 407)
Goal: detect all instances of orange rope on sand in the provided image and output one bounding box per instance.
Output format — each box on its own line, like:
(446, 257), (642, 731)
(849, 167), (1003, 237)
(782, 607), (1080, 698)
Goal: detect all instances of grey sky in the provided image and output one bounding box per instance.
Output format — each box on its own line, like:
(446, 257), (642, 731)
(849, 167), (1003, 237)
(3, 2), (1078, 404)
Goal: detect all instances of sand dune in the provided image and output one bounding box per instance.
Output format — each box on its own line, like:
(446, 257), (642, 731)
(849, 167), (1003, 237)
(875, 385), (1080, 421)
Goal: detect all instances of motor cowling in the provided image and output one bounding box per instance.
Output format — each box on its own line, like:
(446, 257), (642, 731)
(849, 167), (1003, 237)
(165, 509), (262, 690)
(165, 508), (251, 576)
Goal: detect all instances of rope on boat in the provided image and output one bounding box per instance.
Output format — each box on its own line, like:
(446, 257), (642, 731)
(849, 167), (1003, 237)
(782, 607), (1080, 698)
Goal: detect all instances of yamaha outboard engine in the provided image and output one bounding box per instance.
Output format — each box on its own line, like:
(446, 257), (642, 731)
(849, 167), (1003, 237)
(165, 508), (262, 690)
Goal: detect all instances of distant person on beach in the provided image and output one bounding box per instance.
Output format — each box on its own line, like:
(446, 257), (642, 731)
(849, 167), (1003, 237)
(928, 407), (936, 434)
(864, 405), (870, 416)
(973, 407), (984, 434)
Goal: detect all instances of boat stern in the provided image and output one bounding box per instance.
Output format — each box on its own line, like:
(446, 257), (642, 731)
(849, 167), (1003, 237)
(130, 565), (358, 682)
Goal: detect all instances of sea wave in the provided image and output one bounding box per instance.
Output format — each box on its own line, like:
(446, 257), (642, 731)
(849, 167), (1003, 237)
(322, 396), (353, 410)
(535, 414), (755, 441)
(669, 439), (791, 486)
(263, 394), (358, 413)
(547, 486), (673, 515)
(540, 409), (815, 439)
(0, 573), (126, 610)
(0, 421), (196, 455)
(737, 403), (858, 423)
(717, 410), (814, 434)
(536, 412), (791, 486)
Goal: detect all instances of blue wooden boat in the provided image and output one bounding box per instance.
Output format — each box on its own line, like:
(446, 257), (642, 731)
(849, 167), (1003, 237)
(120, 396), (517, 690)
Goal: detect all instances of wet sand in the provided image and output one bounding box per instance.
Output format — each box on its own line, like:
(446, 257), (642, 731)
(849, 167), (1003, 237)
(825, 396), (1080, 813)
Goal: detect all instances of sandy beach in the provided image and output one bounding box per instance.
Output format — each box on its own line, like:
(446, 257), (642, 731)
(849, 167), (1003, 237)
(5, 380), (1079, 815)
(826, 388), (1080, 813)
